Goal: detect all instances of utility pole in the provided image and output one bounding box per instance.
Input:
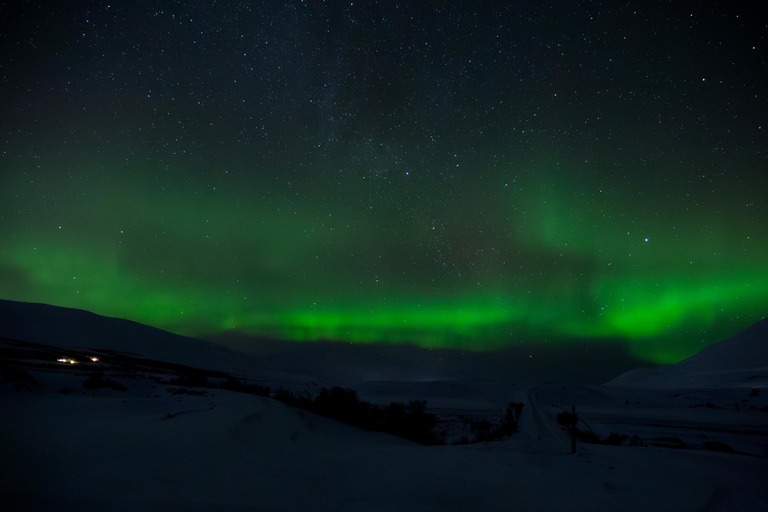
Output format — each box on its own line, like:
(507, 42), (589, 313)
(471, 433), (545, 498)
(557, 406), (578, 454)
(570, 406), (577, 454)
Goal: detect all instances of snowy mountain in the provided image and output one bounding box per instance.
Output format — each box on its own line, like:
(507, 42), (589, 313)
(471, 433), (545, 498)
(606, 317), (768, 389)
(0, 299), (233, 362)
(0, 298), (321, 387)
(677, 317), (768, 371)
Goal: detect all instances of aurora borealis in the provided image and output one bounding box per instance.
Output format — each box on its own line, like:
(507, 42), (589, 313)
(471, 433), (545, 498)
(1, 1), (766, 364)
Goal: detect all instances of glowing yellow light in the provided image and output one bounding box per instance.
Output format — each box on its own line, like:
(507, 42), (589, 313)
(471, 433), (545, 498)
(90, 357), (99, 362)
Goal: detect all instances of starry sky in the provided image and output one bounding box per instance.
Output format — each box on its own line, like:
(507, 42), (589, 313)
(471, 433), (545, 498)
(1, 0), (766, 364)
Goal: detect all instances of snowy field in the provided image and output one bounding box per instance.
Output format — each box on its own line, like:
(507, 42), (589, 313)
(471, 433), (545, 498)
(1, 300), (767, 511)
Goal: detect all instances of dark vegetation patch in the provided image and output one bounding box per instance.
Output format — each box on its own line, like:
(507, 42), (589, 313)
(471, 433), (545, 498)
(0, 365), (41, 391)
(702, 441), (736, 453)
(576, 429), (641, 447)
(166, 387), (207, 396)
(163, 375), (271, 398)
(0, 366), (38, 383)
(168, 373), (211, 388)
(689, 402), (724, 409)
(217, 376), (270, 397)
(274, 386), (523, 446)
(647, 437), (693, 449)
(82, 374), (128, 391)
(275, 386), (445, 445)
(459, 402), (525, 443)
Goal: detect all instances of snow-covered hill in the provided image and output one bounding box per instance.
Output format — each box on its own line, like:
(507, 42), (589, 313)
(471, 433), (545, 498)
(0, 299), (237, 367)
(0, 299), (324, 388)
(606, 318), (768, 389)
(677, 317), (768, 372)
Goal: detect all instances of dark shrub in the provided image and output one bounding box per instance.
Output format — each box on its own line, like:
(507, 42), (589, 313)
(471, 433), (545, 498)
(295, 387), (445, 445)
(220, 377), (270, 397)
(83, 375), (128, 391)
(171, 373), (210, 388)
(702, 441), (735, 453)
(604, 433), (628, 446)
(576, 429), (601, 444)
(0, 367), (37, 382)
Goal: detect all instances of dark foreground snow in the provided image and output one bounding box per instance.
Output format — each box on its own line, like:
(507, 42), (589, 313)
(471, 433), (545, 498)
(1, 300), (767, 511)
(3, 380), (767, 512)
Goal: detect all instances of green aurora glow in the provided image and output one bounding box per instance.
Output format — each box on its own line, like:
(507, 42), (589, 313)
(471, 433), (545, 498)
(1, 1), (766, 364)
(3, 165), (766, 364)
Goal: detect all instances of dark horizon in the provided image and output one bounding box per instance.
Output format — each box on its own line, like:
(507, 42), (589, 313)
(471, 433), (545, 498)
(206, 330), (655, 386)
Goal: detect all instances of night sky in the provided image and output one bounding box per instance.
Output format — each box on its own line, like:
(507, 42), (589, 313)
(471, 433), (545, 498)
(2, 1), (766, 364)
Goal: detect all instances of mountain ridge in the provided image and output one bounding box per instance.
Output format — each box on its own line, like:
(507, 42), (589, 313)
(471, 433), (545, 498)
(606, 317), (768, 389)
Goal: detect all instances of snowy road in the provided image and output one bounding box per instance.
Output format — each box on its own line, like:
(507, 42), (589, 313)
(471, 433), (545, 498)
(508, 384), (572, 453)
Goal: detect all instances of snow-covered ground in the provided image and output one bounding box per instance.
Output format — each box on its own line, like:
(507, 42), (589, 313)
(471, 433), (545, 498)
(1, 300), (767, 511)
